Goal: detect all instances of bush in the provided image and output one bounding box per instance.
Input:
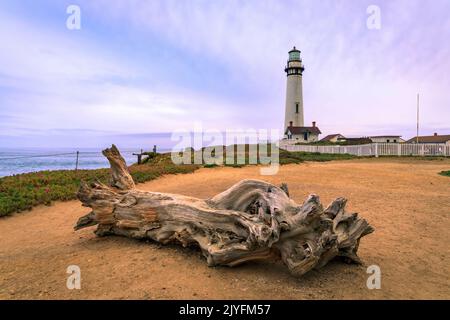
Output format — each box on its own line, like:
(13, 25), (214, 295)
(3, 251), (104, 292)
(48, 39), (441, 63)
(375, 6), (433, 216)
(439, 170), (450, 177)
(203, 164), (218, 168)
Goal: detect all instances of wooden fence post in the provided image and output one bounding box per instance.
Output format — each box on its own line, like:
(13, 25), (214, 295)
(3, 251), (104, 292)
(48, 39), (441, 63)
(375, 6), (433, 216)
(133, 149), (144, 165)
(75, 151), (79, 170)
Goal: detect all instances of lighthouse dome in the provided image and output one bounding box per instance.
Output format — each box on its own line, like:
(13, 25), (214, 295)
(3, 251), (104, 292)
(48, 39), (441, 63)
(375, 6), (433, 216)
(288, 47), (301, 61)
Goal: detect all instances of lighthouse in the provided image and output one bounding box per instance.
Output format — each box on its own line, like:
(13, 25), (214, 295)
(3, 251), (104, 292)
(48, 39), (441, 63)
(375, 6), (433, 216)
(283, 47), (321, 143)
(284, 47), (305, 128)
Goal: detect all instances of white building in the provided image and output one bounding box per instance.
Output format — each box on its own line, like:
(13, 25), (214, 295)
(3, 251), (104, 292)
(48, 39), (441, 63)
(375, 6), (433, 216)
(283, 47), (321, 143)
(285, 121), (322, 143)
(369, 135), (403, 143)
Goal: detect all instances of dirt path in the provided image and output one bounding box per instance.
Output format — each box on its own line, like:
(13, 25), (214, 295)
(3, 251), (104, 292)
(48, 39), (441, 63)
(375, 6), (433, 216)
(1, 158), (449, 299)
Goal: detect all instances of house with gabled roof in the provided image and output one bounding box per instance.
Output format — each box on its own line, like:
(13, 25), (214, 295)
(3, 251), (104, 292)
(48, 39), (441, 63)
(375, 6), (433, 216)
(369, 135), (403, 143)
(285, 121), (322, 143)
(406, 133), (450, 144)
(320, 134), (345, 143)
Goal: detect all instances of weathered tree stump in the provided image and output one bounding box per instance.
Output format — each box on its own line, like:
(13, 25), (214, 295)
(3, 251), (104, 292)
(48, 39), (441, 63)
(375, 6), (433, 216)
(75, 145), (374, 277)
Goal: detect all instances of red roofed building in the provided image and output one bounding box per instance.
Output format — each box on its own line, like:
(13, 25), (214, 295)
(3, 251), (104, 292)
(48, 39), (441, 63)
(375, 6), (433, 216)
(285, 121), (322, 143)
(406, 133), (450, 144)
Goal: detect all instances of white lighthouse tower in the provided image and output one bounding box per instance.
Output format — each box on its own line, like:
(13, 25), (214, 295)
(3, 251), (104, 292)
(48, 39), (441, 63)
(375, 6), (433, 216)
(283, 47), (321, 143)
(284, 47), (305, 129)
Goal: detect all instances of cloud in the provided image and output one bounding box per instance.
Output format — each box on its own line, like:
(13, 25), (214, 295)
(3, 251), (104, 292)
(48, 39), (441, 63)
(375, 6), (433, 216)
(85, 1), (450, 133)
(0, 12), (132, 84)
(0, 5), (251, 144)
(0, 0), (449, 148)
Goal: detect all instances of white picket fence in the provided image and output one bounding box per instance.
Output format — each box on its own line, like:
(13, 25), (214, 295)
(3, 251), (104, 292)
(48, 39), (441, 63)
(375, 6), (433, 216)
(282, 143), (450, 157)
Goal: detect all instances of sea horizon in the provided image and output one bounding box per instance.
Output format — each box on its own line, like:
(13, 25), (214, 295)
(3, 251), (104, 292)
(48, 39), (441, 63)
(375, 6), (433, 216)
(0, 146), (172, 178)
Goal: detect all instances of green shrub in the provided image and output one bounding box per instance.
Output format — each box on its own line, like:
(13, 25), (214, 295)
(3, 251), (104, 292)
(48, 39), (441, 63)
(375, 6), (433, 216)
(203, 164), (219, 168)
(439, 170), (450, 177)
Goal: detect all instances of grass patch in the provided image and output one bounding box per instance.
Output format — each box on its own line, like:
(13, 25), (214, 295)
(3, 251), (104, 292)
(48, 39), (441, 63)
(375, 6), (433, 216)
(224, 163), (246, 168)
(279, 150), (356, 164)
(439, 170), (450, 177)
(203, 164), (219, 168)
(379, 156), (447, 161)
(194, 144), (357, 167)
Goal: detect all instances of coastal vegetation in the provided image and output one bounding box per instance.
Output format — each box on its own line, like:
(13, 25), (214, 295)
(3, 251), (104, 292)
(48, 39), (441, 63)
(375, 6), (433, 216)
(439, 170), (450, 177)
(0, 154), (198, 217)
(0, 146), (356, 216)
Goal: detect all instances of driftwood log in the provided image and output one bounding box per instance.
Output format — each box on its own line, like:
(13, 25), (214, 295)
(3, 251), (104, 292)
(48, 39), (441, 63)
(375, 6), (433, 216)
(75, 145), (374, 277)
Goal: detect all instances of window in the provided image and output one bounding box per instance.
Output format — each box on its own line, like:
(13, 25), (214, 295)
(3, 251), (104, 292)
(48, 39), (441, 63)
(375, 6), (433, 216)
(296, 103), (299, 113)
(393, 139), (397, 143)
(387, 139), (390, 143)
(303, 132), (308, 141)
(289, 51), (300, 61)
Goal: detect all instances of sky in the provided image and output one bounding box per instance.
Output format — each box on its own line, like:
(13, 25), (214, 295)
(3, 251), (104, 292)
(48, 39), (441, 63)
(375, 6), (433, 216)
(0, 0), (449, 148)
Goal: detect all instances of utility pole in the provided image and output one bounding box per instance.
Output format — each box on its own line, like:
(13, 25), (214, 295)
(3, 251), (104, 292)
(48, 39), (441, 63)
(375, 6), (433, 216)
(416, 93), (420, 144)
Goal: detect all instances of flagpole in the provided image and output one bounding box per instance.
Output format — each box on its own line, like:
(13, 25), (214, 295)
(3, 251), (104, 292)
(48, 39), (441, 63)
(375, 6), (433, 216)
(416, 93), (419, 144)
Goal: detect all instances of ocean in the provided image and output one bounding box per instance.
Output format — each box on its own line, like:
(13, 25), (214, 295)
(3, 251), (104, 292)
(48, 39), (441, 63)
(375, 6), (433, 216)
(0, 148), (150, 177)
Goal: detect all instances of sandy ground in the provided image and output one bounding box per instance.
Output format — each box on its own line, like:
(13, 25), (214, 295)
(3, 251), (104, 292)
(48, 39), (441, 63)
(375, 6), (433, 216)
(1, 158), (449, 300)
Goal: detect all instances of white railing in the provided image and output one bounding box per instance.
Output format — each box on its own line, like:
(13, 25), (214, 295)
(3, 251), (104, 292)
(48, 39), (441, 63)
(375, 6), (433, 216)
(282, 143), (450, 157)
